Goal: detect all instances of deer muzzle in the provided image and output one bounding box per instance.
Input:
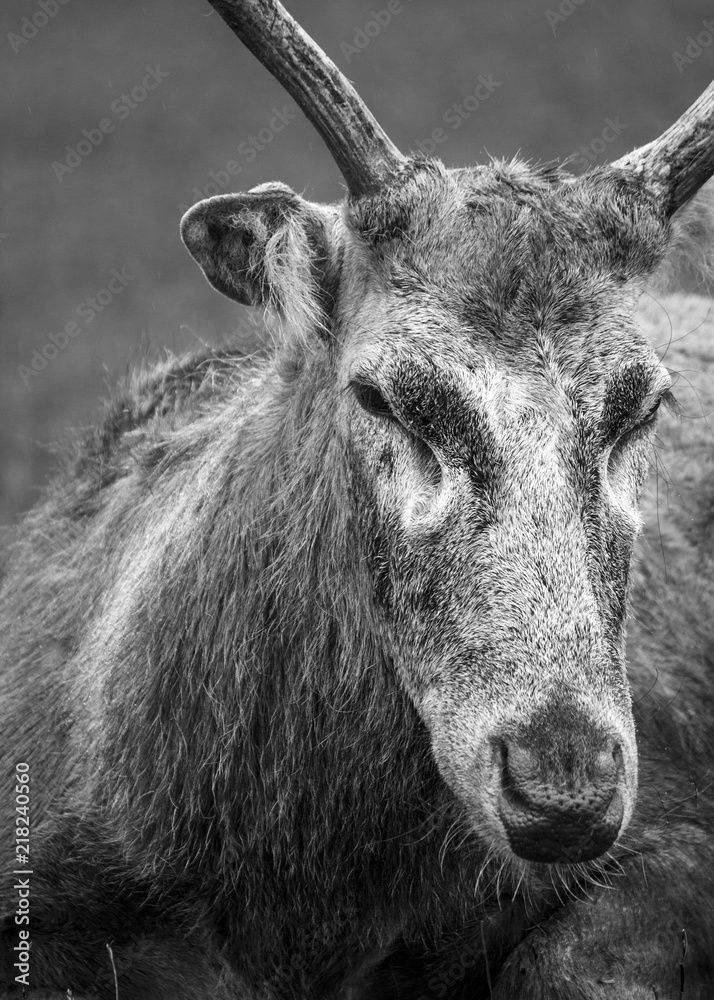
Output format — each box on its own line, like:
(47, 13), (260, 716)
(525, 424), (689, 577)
(495, 733), (626, 863)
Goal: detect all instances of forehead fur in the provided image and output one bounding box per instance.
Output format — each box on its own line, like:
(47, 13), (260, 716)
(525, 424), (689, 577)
(346, 158), (671, 339)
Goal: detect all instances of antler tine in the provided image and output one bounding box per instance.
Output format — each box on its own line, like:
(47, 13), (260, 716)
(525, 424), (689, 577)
(613, 80), (714, 214)
(208, 0), (408, 197)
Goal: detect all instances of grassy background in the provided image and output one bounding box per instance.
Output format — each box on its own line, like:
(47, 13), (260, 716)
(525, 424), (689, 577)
(1, 0), (713, 529)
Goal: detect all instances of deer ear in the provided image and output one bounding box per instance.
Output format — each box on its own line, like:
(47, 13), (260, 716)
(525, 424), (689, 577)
(180, 183), (339, 312)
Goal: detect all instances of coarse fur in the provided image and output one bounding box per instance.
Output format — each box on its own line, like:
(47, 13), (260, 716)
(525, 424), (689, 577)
(1, 156), (713, 1000)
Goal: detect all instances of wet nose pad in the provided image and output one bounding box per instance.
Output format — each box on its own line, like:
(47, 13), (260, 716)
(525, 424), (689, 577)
(496, 739), (625, 863)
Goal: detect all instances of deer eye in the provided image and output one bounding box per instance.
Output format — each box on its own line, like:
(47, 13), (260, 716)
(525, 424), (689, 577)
(638, 397), (661, 427)
(352, 380), (395, 420)
(609, 398), (661, 466)
(623, 397), (661, 439)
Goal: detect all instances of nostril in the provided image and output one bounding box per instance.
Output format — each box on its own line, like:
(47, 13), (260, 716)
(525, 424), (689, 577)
(499, 742), (520, 806)
(498, 740), (543, 813)
(594, 742), (624, 787)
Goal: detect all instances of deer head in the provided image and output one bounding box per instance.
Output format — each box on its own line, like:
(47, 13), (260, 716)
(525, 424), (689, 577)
(181, 0), (714, 865)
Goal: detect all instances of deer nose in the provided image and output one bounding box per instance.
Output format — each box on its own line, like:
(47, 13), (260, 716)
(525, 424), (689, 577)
(497, 740), (625, 863)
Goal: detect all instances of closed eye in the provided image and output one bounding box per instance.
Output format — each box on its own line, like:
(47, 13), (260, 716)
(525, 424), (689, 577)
(614, 392), (669, 448)
(351, 380), (395, 420)
(631, 396), (661, 431)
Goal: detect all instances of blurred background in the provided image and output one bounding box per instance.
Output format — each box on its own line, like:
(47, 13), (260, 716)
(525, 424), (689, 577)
(1, 0), (713, 531)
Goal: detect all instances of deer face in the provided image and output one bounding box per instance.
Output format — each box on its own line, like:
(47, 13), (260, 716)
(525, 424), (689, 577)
(182, 160), (673, 865)
(338, 163), (673, 864)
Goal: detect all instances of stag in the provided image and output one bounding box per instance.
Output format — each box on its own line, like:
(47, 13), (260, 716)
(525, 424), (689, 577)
(1, 1), (714, 998)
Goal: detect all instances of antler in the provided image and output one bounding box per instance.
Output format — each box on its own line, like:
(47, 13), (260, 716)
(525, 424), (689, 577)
(614, 80), (714, 214)
(207, 0), (408, 197)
